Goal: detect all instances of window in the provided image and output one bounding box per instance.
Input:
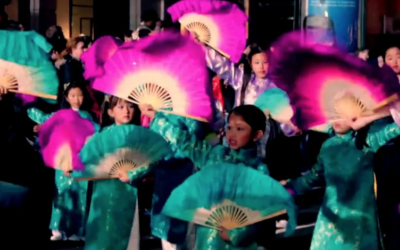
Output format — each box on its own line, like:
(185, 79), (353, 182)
(70, 0), (93, 39)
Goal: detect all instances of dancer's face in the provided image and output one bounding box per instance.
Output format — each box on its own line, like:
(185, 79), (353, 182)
(108, 100), (135, 125)
(72, 41), (85, 59)
(385, 47), (400, 74)
(332, 120), (351, 134)
(66, 87), (84, 110)
(225, 113), (263, 150)
(250, 52), (269, 79)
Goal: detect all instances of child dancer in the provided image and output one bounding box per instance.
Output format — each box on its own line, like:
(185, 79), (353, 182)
(206, 46), (298, 159)
(27, 82), (98, 241)
(28, 82), (96, 128)
(148, 113), (204, 250)
(384, 45), (400, 82)
(141, 104), (270, 250)
(84, 96), (143, 250)
(282, 107), (400, 250)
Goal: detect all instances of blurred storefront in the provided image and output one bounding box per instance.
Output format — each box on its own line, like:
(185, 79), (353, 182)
(1, 0), (400, 50)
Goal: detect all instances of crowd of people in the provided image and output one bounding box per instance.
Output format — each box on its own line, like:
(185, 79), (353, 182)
(1, 2), (400, 250)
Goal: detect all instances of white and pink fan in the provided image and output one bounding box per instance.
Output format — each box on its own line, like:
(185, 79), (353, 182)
(92, 30), (213, 122)
(167, 0), (247, 63)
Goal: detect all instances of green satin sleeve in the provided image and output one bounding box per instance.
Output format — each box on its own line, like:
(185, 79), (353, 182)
(366, 122), (400, 152)
(150, 112), (222, 169)
(127, 162), (155, 186)
(27, 107), (54, 124)
(288, 155), (325, 195)
(227, 225), (258, 247)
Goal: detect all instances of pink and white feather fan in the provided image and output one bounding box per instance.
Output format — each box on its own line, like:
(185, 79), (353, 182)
(167, 0), (247, 63)
(81, 36), (123, 80)
(39, 110), (96, 171)
(92, 30), (213, 122)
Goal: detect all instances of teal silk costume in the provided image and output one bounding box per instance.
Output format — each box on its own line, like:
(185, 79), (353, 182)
(148, 113), (204, 245)
(84, 124), (151, 250)
(288, 123), (400, 250)
(150, 112), (269, 250)
(27, 108), (99, 237)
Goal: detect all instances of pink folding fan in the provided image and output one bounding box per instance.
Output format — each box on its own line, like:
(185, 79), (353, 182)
(167, 0), (247, 63)
(39, 110), (96, 171)
(81, 36), (123, 80)
(93, 30), (213, 122)
(269, 31), (400, 130)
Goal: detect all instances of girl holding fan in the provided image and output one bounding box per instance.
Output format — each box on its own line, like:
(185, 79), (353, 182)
(140, 104), (271, 250)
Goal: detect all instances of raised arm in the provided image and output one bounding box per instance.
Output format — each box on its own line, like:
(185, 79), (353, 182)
(150, 112), (222, 168)
(205, 47), (243, 90)
(27, 107), (54, 124)
(367, 122), (400, 152)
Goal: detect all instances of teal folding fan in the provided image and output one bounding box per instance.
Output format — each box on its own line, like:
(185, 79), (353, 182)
(162, 163), (297, 236)
(77, 124), (172, 181)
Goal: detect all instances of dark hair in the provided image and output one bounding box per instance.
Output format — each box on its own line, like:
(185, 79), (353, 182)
(124, 30), (133, 38)
(61, 82), (91, 111)
(100, 96), (141, 129)
(383, 45), (400, 60)
(239, 46), (267, 105)
(141, 9), (159, 23)
(228, 105), (267, 134)
(138, 29), (151, 38)
(6, 20), (21, 31)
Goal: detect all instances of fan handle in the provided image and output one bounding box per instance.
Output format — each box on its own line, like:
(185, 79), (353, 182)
(9, 89), (57, 100)
(158, 110), (208, 123)
(363, 93), (399, 116)
(241, 209), (287, 228)
(200, 209), (287, 230)
(180, 26), (231, 59)
(74, 176), (119, 181)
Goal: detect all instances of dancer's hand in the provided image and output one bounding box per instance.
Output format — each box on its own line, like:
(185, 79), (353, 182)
(190, 31), (201, 43)
(280, 180), (287, 185)
(350, 108), (390, 130)
(219, 227), (231, 242)
(0, 85), (8, 96)
(119, 172), (130, 183)
(139, 104), (156, 119)
(63, 171), (71, 177)
(33, 125), (41, 132)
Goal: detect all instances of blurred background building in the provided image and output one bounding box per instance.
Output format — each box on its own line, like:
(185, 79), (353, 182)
(1, 0), (400, 52)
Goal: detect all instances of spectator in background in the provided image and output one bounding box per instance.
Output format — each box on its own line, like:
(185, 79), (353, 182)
(6, 20), (22, 31)
(384, 45), (400, 82)
(356, 48), (369, 61)
(124, 30), (133, 42)
(132, 9), (160, 40)
(45, 25), (67, 68)
(46, 25), (67, 47)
